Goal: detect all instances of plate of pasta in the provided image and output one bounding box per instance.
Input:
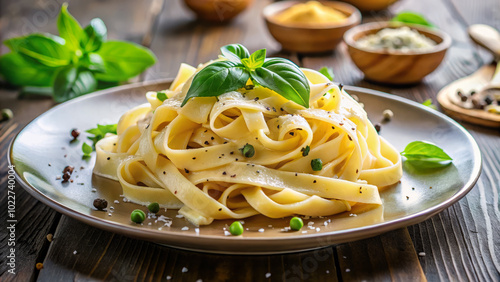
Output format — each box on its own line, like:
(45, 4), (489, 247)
(9, 45), (481, 254)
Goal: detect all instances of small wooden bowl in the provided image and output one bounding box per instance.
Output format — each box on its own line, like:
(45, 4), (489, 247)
(183, 0), (253, 22)
(263, 1), (361, 53)
(341, 0), (399, 11)
(344, 22), (451, 84)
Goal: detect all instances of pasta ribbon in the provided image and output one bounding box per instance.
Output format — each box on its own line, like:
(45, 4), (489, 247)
(94, 62), (402, 226)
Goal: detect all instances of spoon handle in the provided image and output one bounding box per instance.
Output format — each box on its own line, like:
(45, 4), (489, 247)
(468, 24), (500, 61)
(491, 63), (500, 85)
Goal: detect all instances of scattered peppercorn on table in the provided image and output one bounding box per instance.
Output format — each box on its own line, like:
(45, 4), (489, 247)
(1, 0), (499, 281)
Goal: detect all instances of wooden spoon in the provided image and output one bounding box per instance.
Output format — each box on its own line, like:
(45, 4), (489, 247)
(468, 24), (500, 60)
(436, 25), (500, 127)
(468, 24), (500, 114)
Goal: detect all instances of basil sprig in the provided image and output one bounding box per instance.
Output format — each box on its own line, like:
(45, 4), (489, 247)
(181, 44), (310, 107)
(391, 12), (435, 27)
(81, 123), (117, 157)
(400, 141), (452, 168)
(0, 3), (156, 102)
(319, 66), (334, 81)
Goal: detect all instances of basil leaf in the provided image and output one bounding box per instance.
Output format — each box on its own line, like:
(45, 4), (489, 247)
(80, 53), (105, 72)
(97, 124), (117, 135)
(241, 49), (266, 70)
(86, 124), (117, 148)
(391, 12), (434, 27)
(250, 58), (310, 108)
(53, 66), (97, 102)
(82, 142), (92, 157)
(220, 44), (250, 63)
(4, 34), (71, 67)
(0, 53), (56, 86)
(181, 61), (249, 106)
(157, 92), (168, 102)
(82, 18), (107, 53)
(400, 141), (452, 168)
(319, 67), (334, 81)
(57, 3), (85, 51)
(422, 99), (437, 110)
(94, 41), (157, 82)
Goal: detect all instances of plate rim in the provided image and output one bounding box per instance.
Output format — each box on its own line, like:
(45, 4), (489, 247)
(8, 80), (482, 253)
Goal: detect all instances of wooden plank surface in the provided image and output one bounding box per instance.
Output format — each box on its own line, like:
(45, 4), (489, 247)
(0, 0), (499, 281)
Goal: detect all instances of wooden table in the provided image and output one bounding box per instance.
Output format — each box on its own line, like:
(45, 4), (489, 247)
(1, 0), (499, 281)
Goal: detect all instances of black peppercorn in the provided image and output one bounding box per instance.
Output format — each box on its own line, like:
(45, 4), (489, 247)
(484, 96), (493, 105)
(71, 129), (80, 140)
(63, 165), (74, 175)
(93, 198), (108, 210)
(62, 172), (71, 183)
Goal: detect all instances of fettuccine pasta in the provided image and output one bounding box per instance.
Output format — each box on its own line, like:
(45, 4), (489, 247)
(93, 62), (402, 226)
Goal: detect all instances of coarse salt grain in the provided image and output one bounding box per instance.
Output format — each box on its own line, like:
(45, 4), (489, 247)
(419, 252), (426, 257)
(258, 228), (265, 232)
(326, 270), (330, 274)
(195, 228), (200, 234)
(114, 200), (119, 204)
(181, 226), (189, 231)
(308, 221), (314, 226)
(224, 230), (231, 236)
(108, 213), (112, 216)
(182, 267), (188, 273)
(302, 231), (308, 234)
(73, 250), (77, 255)
(196, 279), (202, 282)
(148, 222), (152, 226)
(176, 214), (184, 218)
(91, 189), (96, 192)
(346, 268), (350, 272)
(265, 273), (271, 278)
(166, 276), (172, 280)
(316, 227), (320, 232)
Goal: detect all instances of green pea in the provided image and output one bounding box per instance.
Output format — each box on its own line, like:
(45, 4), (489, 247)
(290, 217), (304, 231)
(130, 209), (146, 223)
(311, 158), (323, 171)
(240, 143), (255, 158)
(229, 221), (244, 236)
(147, 202), (160, 213)
(301, 145), (310, 156)
(1, 108), (13, 122)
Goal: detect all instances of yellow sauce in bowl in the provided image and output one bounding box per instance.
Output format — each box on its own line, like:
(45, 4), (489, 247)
(274, 1), (347, 26)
